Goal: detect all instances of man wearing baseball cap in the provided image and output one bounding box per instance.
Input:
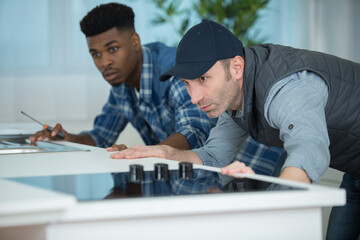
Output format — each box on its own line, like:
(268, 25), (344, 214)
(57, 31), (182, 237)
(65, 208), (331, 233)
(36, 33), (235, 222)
(111, 19), (360, 239)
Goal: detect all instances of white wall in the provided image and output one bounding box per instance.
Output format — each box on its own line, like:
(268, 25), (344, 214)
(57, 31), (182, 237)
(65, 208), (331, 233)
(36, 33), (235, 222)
(1, 0), (359, 124)
(0, 0), (179, 124)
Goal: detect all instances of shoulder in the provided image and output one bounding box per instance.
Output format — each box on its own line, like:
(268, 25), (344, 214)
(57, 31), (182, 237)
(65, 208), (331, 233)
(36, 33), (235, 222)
(144, 42), (178, 94)
(157, 76), (191, 104)
(144, 42), (176, 59)
(144, 42), (176, 70)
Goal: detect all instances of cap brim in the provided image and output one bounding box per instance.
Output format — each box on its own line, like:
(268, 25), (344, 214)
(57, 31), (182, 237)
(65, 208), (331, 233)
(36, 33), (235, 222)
(159, 61), (216, 81)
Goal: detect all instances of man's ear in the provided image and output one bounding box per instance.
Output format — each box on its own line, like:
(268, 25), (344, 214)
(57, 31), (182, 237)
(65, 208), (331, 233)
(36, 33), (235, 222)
(230, 56), (245, 88)
(231, 56), (245, 82)
(132, 32), (141, 51)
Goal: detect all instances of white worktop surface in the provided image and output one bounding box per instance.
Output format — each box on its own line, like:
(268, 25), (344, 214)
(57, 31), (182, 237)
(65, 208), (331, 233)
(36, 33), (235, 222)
(0, 140), (346, 229)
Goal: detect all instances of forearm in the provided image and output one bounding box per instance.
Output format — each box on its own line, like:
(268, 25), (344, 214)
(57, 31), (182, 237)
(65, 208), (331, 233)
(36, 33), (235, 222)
(192, 113), (248, 168)
(165, 146), (203, 164)
(279, 167), (311, 183)
(110, 144), (204, 165)
(67, 133), (96, 146)
(158, 133), (190, 150)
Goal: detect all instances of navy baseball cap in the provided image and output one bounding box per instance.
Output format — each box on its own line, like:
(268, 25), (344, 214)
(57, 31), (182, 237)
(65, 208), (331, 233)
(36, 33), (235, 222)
(160, 19), (244, 81)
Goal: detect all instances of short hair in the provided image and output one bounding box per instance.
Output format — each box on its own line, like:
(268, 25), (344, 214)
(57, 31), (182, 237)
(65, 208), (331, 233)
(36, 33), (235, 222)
(80, 2), (135, 37)
(220, 58), (232, 78)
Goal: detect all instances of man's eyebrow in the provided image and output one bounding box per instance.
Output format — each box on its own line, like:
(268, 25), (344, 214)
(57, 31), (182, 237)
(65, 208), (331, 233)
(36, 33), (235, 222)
(104, 40), (117, 47)
(89, 40), (118, 52)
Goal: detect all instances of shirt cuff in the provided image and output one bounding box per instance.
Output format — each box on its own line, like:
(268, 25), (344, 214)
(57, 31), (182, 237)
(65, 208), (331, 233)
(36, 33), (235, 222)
(191, 148), (216, 167)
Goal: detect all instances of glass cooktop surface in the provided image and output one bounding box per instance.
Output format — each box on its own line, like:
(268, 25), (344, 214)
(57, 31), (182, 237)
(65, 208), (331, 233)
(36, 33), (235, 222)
(9, 163), (306, 202)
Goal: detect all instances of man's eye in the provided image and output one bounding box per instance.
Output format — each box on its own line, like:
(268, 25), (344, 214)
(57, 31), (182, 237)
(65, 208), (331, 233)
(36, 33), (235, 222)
(200, 76), (207, 82)
(109, 47), (118, 53)
(92, 52), (100, 58)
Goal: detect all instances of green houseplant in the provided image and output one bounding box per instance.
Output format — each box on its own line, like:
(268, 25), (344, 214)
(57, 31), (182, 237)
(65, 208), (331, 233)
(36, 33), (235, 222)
(151, 0), (269, 46)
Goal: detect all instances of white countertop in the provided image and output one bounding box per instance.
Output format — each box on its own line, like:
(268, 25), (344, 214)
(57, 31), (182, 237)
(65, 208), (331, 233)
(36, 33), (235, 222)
(0, 123), (347, 240)
(0, 141), (181, 178)
(0, 141), (345, 228)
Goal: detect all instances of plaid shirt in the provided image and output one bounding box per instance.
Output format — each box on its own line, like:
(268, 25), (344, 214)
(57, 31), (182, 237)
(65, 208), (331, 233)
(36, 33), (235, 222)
(234, 137), (284, 176)
(82, 42), (217, 148)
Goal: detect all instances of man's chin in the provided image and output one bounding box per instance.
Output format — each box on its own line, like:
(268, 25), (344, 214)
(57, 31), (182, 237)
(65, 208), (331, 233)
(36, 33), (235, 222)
(206, 110), (221, 118)
(109, 81), (123, 87)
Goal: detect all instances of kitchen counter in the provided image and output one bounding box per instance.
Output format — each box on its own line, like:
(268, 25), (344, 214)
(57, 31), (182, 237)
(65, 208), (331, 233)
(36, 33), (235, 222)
(0, 141), (345, 240)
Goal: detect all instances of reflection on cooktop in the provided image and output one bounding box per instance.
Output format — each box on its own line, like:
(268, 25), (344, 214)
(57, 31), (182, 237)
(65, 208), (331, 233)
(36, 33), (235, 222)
(0, 135), (89, 155)
(8, 163), (306, 202)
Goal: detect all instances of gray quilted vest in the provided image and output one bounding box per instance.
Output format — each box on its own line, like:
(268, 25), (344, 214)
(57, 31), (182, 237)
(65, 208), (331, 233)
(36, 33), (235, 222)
(231, 44), (360, 178)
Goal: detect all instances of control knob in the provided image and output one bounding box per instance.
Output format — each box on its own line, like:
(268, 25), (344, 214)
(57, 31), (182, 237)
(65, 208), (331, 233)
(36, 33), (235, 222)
(129, 164), (144, 183)
(179, 162), (193, 180)
(154, 163), (169, 181)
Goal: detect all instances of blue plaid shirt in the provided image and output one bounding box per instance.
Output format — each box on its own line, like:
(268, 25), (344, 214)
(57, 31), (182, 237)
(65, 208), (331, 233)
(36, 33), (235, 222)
(234, 137), (284, 176)
(82, 42), (217, 149)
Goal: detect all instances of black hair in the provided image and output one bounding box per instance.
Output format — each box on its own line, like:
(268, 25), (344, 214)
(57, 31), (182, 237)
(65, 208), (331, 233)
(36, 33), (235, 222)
(80, 2), (135, 37)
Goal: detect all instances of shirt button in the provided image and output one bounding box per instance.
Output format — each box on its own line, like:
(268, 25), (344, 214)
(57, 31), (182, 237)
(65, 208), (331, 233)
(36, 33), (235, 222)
(288, 124), (294, 130)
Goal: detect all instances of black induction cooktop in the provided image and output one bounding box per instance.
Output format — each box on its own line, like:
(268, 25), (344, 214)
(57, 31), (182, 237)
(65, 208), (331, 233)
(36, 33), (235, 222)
(9, 162), (306, 202)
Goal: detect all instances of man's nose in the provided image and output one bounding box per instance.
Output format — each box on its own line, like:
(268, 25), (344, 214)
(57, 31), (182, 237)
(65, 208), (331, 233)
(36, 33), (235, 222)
(189, 86), (203, 106)
(101, 54), (112, 68)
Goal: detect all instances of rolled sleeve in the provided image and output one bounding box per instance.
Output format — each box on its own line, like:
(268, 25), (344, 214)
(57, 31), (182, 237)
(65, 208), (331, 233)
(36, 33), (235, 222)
(266, 71), (330, 183)
(192, 113), (248, 167)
